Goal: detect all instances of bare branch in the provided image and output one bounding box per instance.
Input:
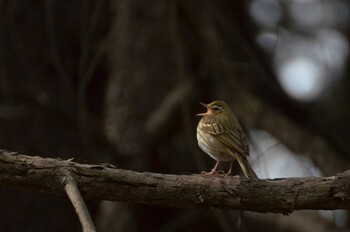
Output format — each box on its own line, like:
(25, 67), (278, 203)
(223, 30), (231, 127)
(0, 150), (350, 214)
(63, 170), (97, 232)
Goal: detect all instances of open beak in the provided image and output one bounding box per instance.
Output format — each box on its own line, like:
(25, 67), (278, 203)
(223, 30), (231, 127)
(196, 102), (212, 116)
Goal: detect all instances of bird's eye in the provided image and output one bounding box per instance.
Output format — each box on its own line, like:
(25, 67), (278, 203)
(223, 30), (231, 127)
(212, 106), (221, 111)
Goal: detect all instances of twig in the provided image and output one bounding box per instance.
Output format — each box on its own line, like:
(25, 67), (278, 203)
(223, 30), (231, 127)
(63, 170), (97, 232)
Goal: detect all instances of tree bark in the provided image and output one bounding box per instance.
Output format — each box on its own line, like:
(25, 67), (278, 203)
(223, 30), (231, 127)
(1, 150), (350, 214)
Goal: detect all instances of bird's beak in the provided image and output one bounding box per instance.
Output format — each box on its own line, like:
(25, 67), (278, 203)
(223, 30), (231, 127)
(196, 102), (212, 116)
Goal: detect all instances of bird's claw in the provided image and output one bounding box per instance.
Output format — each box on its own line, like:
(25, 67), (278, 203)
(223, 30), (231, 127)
(224, 173), (231, 178)
(201, 171), (217, 175)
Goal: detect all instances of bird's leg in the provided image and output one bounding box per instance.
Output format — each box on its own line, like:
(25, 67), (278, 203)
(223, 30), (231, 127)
(224, 160), (234, 177)
(202, 161), (220, 175)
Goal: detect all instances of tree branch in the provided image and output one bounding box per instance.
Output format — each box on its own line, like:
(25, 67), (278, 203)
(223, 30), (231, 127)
(63, 170), (97, 232)
(0, 150), (350, 214)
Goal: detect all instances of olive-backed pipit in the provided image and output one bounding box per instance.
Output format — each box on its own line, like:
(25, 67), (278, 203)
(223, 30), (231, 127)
(196, 100), (258, 179)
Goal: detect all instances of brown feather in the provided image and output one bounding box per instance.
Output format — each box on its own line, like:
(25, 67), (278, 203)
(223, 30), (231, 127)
(200, 111), (249, 157)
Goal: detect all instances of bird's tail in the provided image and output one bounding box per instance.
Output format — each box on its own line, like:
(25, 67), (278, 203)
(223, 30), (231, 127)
(236, 155), (258, 179)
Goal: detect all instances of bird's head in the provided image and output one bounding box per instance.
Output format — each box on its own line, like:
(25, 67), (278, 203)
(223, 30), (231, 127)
(196, 100), (230, 117)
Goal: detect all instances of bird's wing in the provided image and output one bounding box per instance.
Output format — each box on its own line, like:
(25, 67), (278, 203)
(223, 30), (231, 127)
(221, 127), (249, 157)
(201, 118), (249, 157)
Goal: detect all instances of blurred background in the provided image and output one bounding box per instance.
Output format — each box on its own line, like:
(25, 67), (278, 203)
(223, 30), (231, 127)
(0, 0), (350, 231)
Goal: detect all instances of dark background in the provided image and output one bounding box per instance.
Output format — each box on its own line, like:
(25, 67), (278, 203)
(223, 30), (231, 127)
(0, 0), (350, 231)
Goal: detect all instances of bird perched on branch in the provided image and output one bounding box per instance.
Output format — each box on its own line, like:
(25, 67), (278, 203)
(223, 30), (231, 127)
(196, 100), (258, 179)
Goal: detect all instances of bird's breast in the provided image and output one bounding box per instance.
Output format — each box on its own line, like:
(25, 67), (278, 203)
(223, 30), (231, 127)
(196, 126), (234, 161)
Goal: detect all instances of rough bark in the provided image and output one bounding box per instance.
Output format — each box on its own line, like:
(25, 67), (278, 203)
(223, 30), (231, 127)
(1, 150), (350, 214)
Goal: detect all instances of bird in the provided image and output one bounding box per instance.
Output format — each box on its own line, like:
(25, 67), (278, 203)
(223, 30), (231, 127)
(196, 100), (258, 179)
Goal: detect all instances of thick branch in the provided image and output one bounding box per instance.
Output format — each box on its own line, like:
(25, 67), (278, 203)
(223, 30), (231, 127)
(0, 150), (350, 213)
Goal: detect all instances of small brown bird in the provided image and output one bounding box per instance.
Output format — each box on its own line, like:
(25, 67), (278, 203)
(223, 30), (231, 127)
(196, 100), (258, 178)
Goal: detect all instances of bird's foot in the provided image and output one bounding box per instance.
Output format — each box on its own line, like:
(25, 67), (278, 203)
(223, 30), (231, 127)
(224, 171), (232, 178)
(201, 169), (218, 176)
(201, 170), (217, 175)
(201, 170), (226, 176)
